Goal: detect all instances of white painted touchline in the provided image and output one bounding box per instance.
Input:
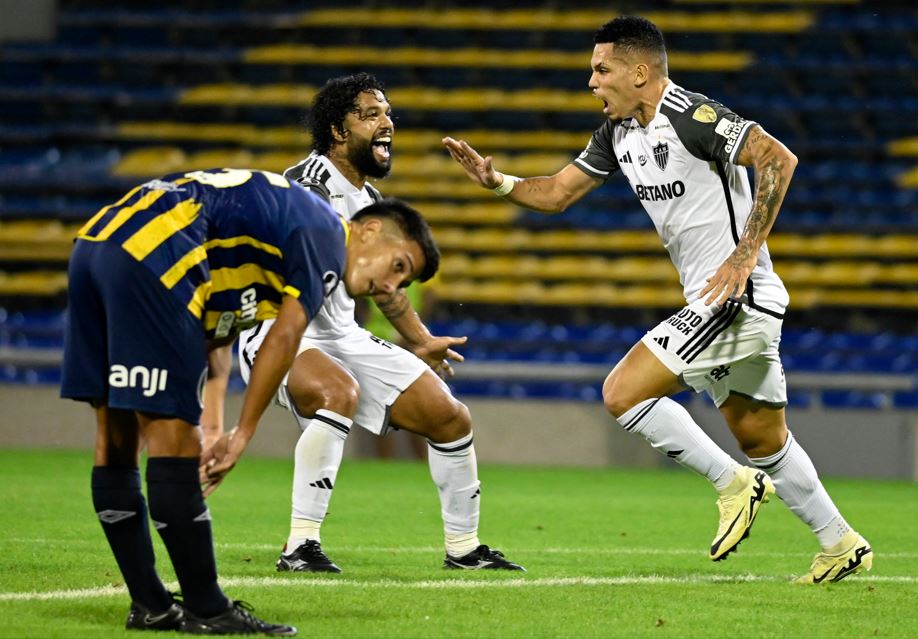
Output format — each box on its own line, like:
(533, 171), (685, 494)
(5, 539), (918, 560)
(1, 574), (915, 602)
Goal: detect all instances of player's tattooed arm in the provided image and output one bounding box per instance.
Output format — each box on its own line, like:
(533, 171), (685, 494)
(734, 125), (797, 258)
(700, 125), (797, 305)
(442, 137), (599, 212)
(505, 167), (599, 213)
(373, 290), (467, 377)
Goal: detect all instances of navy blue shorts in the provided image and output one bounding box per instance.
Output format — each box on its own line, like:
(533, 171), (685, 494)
(60, 240), (208, 424)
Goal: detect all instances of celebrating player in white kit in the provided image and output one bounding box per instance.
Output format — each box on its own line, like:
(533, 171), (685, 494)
(235, 73), (523, 572)
(443, 16), (871, 583)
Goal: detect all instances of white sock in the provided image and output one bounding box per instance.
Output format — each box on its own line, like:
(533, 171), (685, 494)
(748, 430), (849, 549)
(617, 397), (738, 490)
(427, 432), (481, 557)
(285, 518), (321, 553)
(288, 408), (350, 549)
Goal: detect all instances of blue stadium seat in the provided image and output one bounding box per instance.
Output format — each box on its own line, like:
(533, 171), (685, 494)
(821, 390), (888, 410)
(0, 2), (914, 408)
(892, 391), (918, 409)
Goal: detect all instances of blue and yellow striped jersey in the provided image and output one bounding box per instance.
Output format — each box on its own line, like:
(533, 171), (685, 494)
(75, 168), (347, 338)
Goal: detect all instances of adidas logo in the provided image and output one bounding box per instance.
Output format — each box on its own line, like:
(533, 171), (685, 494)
(653, 336), (670, 350)
(309, 477), (334, 490)
(619, 151), (633, 164)
(666, 449), (683, 459)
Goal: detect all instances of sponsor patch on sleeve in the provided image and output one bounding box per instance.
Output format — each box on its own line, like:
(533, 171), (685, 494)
(714, 117), (747, 155)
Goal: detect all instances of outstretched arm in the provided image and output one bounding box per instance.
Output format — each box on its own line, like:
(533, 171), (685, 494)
(373, 289), (466, 377)
(442, 137), (600, 213)
(699, 125), (798, 306)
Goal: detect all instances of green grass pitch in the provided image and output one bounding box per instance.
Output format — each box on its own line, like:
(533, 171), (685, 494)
(0, 448), (915, 638)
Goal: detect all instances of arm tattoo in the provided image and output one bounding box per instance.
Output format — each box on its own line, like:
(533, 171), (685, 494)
(524, 178), (550, 194)
(731, 127), (791, 264)
(375, 290), (412, 322)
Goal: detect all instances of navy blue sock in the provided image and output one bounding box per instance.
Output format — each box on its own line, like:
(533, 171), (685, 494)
(147, 457), (229, 618)
(91, 466), (172, 612)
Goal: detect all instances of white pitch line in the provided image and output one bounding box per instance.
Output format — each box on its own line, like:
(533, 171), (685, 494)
(217, 544), (918, 560)
(0, 584), (128, 602)
(1, 574), (916, 603)
(5, 539), (918, 560)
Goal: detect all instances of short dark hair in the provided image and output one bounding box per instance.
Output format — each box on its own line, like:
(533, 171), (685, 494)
(308, 72), (388, 155)
(594, 16), (668, 75)
(351, 198), (440, 284)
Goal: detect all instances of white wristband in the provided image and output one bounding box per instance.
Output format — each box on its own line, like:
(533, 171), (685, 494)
(490, 173), (518, 196)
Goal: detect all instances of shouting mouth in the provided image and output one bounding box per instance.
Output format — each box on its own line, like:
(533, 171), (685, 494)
(593, 92), (610, 114)
(372, 136), (391, 163)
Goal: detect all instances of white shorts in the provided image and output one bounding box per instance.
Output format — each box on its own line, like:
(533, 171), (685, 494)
(641, 298), (787, 408)
(239, 322), (428, 435)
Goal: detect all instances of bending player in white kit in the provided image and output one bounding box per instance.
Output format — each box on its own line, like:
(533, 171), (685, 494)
(236, 73), (523, 572)
(443, 16), (871, 583)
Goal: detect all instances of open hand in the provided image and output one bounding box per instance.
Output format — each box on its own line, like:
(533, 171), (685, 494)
(442, 137), (502, 189)
(413, 334), (467, 378)
(699, 250), (757, 306)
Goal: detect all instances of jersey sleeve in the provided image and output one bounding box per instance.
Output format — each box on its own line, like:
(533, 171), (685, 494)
(668, 98), (757, 165)
(284, 157), (333, 203)
(282, 163), (332, 204)
(293, 176), (331, 203)
(281, 205), (346, 321)
(572, 121), (620, 182)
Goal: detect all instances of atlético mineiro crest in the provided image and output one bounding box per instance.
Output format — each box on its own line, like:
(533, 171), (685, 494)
(652, 141), (669, 171)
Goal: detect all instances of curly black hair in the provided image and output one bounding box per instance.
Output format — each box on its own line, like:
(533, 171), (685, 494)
(351, 198), (440, 284)
(308, 73), (388, 155)
(594, 16), (668, 75)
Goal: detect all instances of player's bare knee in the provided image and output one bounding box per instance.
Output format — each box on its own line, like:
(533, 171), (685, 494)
(288, 369), (359, 417)
(425, 398), (471, 443)
(746, 430), (786, 458)
(723, 400), (788, 458)
(602, 373), (635, 418)
(731, 418), (786, 458)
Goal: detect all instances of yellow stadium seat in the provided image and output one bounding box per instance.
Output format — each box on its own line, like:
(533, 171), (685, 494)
(0, 271), (68, 296)
(878, 264), (918, 285)
(245, 44), (750, 72)
(820, 290), (918, 309)
(875, 235), (918, 257)
(887, 137), (918, 157)
(250, 151), (307, 174)
(185, 149), (255, 171)
(895, 168), (916, 187)
(296, 8), (811, 33)
(0, 221), (76, 261)
(112, 147), (186, 177)
(416, 202), (519, 225)
(380, 177), (489, 199)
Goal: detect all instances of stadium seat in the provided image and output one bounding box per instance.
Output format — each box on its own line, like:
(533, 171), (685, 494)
(0, 0), (915, 403)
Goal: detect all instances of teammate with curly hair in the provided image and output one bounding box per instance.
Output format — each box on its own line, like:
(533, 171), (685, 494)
(235, 74), (524, 573)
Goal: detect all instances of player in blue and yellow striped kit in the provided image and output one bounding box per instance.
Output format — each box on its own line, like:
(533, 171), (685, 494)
(61, 168), (439, 634)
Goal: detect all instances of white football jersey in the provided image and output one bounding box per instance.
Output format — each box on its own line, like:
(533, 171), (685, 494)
(573, 81), (789, 316)
(284, 152), (382, 338)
